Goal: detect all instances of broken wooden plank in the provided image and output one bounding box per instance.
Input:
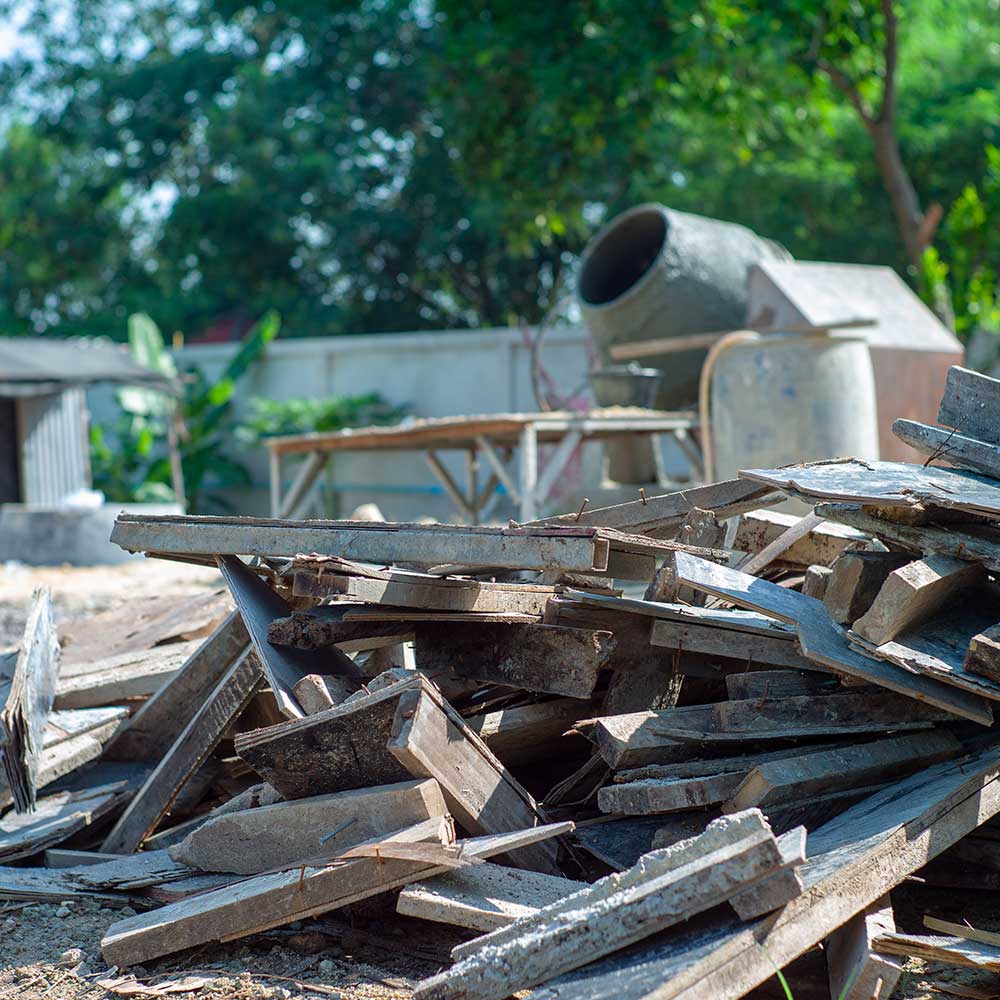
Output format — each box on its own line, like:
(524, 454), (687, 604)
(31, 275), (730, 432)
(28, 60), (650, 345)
(586, 690), (949, 769)
(268, 605), (414, 652)
(397, 863), (584, 932)
(723, 670), (836, 701)
(218, 555), (360, 718)
(894, 417), (1000, 480)
(520, 746), (1000, 1000)
(923, 915), (1000, 948)
(671, 551), (994, 724)
(726, 731), (963, 811)
(649, 620), (814, 672)
(824, 897), (902, 1000)
(292, 674), (340, 714)
(169, 779), (448, 874)
(67, 849), (195, 890)
(598, 772), (745, 815)
(938, 365), (1000, 446)
(852, 554), (985, 646)
(822, 550), (911, 625)
(388, 680), (558, 874)
(105, 611), (250, 762)
(733, 509), (869, 569)
(414, 622), (612, 699)
(966, 624), (1000, 684)
(729, 826), (805, 920)
(873, 932), (1000, 972)
(801, 565), (831, 600)
(465, 699), (590, 765)
(101, 818), (572, 967)
(101, 648), (264, 854)
(1, 587), (60, 811)
(425, 810), (785, 1000)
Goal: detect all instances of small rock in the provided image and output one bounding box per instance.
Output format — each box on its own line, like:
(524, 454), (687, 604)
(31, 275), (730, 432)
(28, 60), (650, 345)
(120, 906), (137, 917)
(55, 905), (72, 919)
(317, 959), (337, 976)
(58, 948), (84, 967)
(2, 917), (16, 933)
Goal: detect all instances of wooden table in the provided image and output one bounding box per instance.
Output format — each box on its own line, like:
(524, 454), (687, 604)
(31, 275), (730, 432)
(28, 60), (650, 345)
(265, 408), (701, 523)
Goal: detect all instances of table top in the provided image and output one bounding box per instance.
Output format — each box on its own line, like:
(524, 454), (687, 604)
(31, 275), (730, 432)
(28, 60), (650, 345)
(266, 407), (698, 456)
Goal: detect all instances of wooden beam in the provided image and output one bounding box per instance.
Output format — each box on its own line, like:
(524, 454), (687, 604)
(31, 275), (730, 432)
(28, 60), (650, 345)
(649, 620), (815, 672)
(465, 699), (591, 766)
(937, 365), (1000, 445)
(733, 510), (867, 569)
(965, 624), (1000, 683)
(894, 417), (1000, 479)
(101, 649), (264, 854)
(723, 670), (836, 701)
(852, 555), (985, 646)
(825, 898), (902, 1000)
(823, 550), (911, 625)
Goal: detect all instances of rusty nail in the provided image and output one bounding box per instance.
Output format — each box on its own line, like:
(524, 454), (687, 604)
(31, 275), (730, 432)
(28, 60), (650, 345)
(574, 498), (590, 522)
(639, 488), (648, 506)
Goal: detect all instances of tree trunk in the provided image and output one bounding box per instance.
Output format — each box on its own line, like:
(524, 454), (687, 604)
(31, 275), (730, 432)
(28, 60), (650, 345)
(866, 118), (925, 269)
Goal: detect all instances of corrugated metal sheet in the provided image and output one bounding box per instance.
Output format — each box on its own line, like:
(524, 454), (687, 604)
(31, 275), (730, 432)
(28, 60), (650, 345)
(17, 390), (90, 506)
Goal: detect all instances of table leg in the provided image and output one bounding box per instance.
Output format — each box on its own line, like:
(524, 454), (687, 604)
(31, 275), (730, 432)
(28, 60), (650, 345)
(518, 423), (538, 522)
(278, 451), (327, 519)
(425, 451), (475, 522)
(465, 448), (480, 525)
(269, 450), (282, 517)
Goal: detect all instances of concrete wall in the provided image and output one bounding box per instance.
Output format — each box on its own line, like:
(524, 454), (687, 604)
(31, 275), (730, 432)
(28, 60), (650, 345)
(89, 325), (691, 521)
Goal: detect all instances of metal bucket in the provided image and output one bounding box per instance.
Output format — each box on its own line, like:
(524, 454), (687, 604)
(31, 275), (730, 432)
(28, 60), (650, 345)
(588, 364), (664, 408)
(578, 204), (791, 408)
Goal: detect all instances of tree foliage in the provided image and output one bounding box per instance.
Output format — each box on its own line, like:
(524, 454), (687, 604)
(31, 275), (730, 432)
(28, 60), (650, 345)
(0, 0), (996, 341)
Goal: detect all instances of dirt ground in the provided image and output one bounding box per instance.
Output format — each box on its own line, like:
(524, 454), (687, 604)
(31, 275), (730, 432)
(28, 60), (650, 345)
(0, 559), (998, 1000)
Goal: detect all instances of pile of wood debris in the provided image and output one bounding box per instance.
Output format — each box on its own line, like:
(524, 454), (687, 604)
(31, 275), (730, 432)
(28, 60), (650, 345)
(6, 364), (1000, 999)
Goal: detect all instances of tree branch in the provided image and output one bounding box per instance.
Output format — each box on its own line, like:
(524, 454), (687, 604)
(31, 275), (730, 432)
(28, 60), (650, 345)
(816, 57), (874, 125)
(878, 0), (898, 124)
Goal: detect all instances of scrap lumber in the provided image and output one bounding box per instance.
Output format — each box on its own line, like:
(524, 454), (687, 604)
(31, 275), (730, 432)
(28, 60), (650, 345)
(965, 624), (1000, 683)
(0, 781), (131, 863)
(68, 849), (194, 890)
(585, 690), (949, 769)
(292, 674), (339, 714)
(535, 478), (783, 536)
(53, 640), (200, 710)
(729, 826), (806, 920)
(397, 863), (584, 932)
(44, 849), (123, 867)
(852, 554), (985, 646)
(725, 731), (962, 810)
(723, 670), (836, 701)
(101, 648), (264, 854)
(100, 818), (572, 967)
(521, 747), (1000, 1000)
(823, 549), (911, 624)
(235, 680), (416, 798)
(413, 622), (612, 699)
(671, 550), (994, 724)
(938, 364), (1000, 445)
(422, 810), (785, 1000)
(465, 699), (590, 765)
(112, 513), (717, 577)
(650, 619), (814, 672)
(818, 501), (1000, 574)
(825, 897), (902, 1000)
(1, 587), (60, 811)
(733, 509), (867, 569)
(598, 772), (745, 815)
(269, 608), (414, 653)
(105, 611), (250, 762)
(894, 417), (1000, 480)
(923, 915), (1000, 948)
(388, 679), (558, 873)
(218, 555), (360, 718)
(602, 663), (683, 715)
(169, 779), (448, 874)
(872, 932), (1000, 972)
(801, 565), (831, 600)
(741, 458), (1000, 522)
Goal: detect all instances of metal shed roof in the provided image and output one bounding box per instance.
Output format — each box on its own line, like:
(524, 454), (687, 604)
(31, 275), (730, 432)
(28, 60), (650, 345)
(0, 337), (180, 397)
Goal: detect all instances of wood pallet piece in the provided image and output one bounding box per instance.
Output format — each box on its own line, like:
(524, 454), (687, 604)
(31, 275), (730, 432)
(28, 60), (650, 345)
(732, 509), (869, 568)
(740, 458), (1000, 522)
(725, 730), (963, 811)
(894, 417), (1000, 480)
(420, 810), (786, 1000)
(937, 365), (1000, 445)
(519, 746), (1000, 1000)
(852, 554), (985, 646)
(100, 818), (573, 967)
(388, 677), (559, 874)
(168, 779), (448, 874)
(101, 648), (264, 854)
(817, 502), (1000, 574)
(822, 550), (911, 625)
(670, 550), (994, 725)
(585, 690), (950, 770)
(825, 897), (902, 1000)
(218, 554), (360, 718)
(111, 513), (724, 577)
(1, 587), (60, 811)
(413, 621), (612, 699)
(535, 479), (784, 536)
(397, 863), (585, 932)
(105, 611), (250, 762)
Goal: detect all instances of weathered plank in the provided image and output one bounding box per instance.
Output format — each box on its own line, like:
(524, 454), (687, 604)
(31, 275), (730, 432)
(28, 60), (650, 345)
(650, 620), (814, 672)
(733, 510), (867, 569)
(466, 699), (590, 765)
(397, 863), (584, 932)
(894, 417), (1000, 479)
(852, 555), (985, 646)
(414, 622), (611, 699)
(801, 565), (832, 600)
(292, 674), (340, 714)
(268, 606), (414, 652)
(598, 772), (745, 815)
(423, 810), (785, 1000)
(825, 898), (902, 1000)
(965, 623), (1000, 683)
(671, 551), (994, 724)
(522, 747), (1000, 1000)
(105, 611), (250, 762)
(169, 779), (447, 874)
(872, 932), (1000, 972)
(388, 682), (558, 873)
(218, 555), (360, 718)
(822, 550), (911, 625)
(938, 365), (1000, 445)
(100, 818), (572, 967)
(1, 588), (60, 811)
(724, 670), (836, 701)
(726, 731), (962, 810)
(729, 826), (805, 920)
(101, 648), (264, 854)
